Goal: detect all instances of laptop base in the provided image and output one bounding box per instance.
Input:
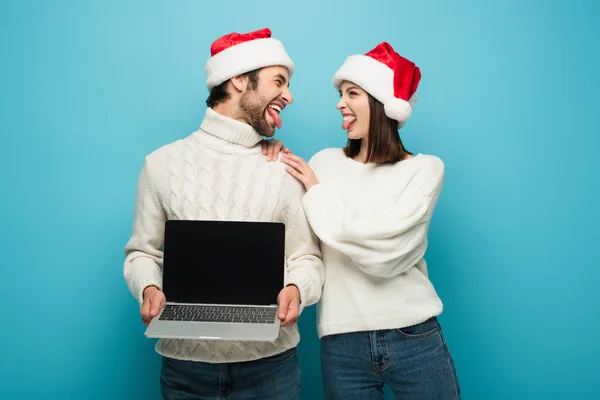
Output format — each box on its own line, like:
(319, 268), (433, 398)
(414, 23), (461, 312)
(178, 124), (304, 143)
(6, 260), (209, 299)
(144, 306), (281, 341)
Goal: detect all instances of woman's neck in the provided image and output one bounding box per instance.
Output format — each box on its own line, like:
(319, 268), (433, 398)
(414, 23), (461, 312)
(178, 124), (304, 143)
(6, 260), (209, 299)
(352, 137), (415, 164)
(353, 139), (369, 163)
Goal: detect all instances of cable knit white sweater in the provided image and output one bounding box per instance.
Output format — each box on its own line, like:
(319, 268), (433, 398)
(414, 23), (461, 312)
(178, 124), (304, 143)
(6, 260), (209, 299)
(302, 148), (445, 338)
(123, 108), (324, 363)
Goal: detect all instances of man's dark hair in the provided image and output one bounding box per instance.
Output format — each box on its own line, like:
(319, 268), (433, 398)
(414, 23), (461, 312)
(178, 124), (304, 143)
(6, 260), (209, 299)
(206, 69), (260, 108)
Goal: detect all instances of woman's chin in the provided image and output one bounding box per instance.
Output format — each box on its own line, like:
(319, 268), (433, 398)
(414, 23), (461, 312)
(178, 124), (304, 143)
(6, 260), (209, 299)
(346, 130), (363, 140)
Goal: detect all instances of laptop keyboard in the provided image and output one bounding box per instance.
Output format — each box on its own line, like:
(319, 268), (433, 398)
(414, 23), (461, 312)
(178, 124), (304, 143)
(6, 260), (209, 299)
(158, 305), (277, 324)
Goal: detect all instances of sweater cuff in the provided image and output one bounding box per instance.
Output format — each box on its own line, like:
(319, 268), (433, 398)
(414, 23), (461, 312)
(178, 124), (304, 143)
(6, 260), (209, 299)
(284, 275), (310, 315)
(128, 260), (163, 306)
(136, 276), (162, 307)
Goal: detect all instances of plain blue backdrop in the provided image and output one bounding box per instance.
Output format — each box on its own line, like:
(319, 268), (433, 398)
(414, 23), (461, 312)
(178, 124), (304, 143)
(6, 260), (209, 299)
(1, 0), (598, 399)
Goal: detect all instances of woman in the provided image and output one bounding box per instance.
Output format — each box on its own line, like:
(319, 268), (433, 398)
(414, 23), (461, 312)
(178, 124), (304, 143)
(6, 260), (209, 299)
(263, 42), (460, 399)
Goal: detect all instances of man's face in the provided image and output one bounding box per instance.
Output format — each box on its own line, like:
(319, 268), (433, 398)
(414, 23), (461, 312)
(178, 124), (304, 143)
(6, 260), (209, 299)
(239, 66), (293, 137)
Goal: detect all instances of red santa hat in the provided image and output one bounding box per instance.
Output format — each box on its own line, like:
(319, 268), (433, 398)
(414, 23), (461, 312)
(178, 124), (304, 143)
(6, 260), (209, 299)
(205, 28), (294, 90)
(333, 42), (421, 126)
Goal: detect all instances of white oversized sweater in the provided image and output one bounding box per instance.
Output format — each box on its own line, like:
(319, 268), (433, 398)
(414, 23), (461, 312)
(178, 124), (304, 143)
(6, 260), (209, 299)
(302, 148), (445, 338)
(123, 108), (324, 363)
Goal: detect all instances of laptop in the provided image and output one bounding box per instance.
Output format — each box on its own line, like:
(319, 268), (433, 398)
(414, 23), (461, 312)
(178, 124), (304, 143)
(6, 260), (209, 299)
(144, 219), (285, 341)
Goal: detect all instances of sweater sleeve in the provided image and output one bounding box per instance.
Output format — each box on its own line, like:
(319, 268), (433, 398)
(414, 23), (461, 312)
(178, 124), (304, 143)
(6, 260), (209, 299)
(280, 178), (325, 313)
(123, 159), (167, 306)
(302, 157), (444, 278)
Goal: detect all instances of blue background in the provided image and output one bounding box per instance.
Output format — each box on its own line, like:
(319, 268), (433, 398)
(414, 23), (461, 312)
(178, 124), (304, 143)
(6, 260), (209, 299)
(1, 0), (598, 399)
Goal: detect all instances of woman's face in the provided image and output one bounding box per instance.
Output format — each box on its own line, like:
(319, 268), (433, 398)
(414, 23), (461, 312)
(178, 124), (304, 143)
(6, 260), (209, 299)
(337, 80), (370, 140)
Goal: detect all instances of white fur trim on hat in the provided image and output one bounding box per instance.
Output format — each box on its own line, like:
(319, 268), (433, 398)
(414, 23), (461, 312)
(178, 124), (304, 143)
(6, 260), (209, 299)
(333, 54), (415, 123)
(205, 38), (294, 90)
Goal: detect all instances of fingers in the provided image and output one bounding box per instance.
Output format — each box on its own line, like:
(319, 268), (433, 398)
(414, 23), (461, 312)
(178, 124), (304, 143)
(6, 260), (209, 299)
(280, 297), (299, 327)
(284, 166), (306, 185)
(269, 141), (283, 161)
(261, 139), (277, 159)
(150, 293), (160, 316)
(282, 154), (309, 172)
(281, 156), (301, 170)
(141, 298), (151, 321)
(277, 286), (300, 327)
(277, 293), (289, 321)
(151, 292), (166, 316)
(261, 139), (286, 161)
(262, 140), (292, 161)
(281, 158), (309, 187)
(281, 153), (305, 164)
(141, 290), (166, 326)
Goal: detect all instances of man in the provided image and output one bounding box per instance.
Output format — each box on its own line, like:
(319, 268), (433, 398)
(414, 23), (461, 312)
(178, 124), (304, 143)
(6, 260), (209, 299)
(123, 28), (324, 399)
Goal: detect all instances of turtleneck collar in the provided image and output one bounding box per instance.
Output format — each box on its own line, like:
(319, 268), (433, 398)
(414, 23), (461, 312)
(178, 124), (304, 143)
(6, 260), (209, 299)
(197, 108), (264, 148)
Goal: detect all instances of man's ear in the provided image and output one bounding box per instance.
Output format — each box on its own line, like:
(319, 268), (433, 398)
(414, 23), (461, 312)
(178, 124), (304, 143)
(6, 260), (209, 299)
(230, 75), (247, 93)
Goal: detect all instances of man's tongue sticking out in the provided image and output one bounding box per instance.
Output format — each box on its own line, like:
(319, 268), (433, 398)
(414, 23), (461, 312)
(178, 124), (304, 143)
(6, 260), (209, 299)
(266, 107), (282, 129)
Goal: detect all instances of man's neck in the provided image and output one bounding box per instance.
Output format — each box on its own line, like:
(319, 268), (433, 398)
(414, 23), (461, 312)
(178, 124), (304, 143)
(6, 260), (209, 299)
(212, 103), (249, 126)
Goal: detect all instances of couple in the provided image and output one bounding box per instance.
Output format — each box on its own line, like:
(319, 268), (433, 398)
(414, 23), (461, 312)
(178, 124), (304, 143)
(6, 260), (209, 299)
(123, 27), (460, 400)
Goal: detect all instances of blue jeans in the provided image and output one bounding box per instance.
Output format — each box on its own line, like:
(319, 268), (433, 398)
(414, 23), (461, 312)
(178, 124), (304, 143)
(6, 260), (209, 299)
(321, 317), (460, 400)
(160, 347), (300, 400)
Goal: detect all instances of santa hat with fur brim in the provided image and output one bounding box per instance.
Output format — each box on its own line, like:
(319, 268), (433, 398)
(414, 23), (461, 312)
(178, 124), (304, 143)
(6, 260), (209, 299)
(333, 42), (421, 127)
(205, 28), (294, 91)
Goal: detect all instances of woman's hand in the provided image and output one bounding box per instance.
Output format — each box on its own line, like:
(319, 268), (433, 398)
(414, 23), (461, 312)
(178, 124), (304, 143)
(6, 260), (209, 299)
(260, 139), (291, 161)
(281, 153), (319, 191)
